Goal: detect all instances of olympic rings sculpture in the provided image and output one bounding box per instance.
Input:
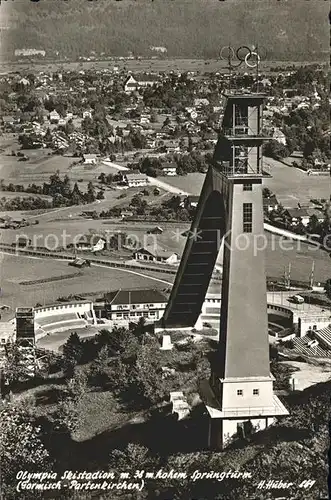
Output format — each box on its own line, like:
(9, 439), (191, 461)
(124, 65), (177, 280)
(219, 45), (266, 69)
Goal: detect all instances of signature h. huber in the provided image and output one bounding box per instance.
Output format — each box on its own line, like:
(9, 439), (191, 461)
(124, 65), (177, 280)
(257, 479), (316, 490)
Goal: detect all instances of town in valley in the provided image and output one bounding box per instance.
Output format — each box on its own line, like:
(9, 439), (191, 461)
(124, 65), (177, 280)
(0, 2), (330, 500)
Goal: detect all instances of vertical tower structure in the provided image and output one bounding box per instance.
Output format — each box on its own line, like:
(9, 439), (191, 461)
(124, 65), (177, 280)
(15, 307), (36, 378)
(158, 93), (288, 448)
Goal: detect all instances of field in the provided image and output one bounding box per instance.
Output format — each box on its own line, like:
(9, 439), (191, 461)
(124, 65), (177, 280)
(0, 253), (173, 315)
(0, 143), (74, 184)
(1, 58), (326, 76)
(263, 158), (331, 207)
(161, 159), (331, 207)
(0, 190), (52, 202)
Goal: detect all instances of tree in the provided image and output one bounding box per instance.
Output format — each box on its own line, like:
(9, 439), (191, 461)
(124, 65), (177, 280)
(89, 345), (113, 388)
(55, 370), (88, 433)
(0, 401), (51, 497)
(307, 214), (321, 235)
(263, 140), (289, 160)
(4, 344), (32, 384)
(62, 332), (83, 367)
(130, 195), (147, 214)
(163, 117), (171, 128)
(62, 174), (71, 197)
(86, 181), (96, 203)
(109, 443), (156, 472)
(65, 119), (75, 135)
(130, 317), (147, 343)
(150, 112), (158, 123)
(70, 182), (84, 205)
(262, 187), (272, 198)
(98, 172), (106, 184)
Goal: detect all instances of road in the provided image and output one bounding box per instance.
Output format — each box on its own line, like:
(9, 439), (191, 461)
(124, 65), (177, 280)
(266, 290), (330, 315)
(102, 159), (189, 195)
(102, 160), (129, 172)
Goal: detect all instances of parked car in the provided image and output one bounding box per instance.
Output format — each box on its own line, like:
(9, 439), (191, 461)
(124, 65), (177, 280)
(287, 295), (305, 304)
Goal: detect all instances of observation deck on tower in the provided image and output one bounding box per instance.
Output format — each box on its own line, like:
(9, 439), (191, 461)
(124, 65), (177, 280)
(213, 93), (271, 179)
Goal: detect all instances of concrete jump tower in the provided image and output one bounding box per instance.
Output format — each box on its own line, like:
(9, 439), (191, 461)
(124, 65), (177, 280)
(158, 93), (288, 449)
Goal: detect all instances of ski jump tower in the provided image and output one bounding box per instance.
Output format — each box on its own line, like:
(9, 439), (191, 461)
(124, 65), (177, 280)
(157, 92), (288, 449)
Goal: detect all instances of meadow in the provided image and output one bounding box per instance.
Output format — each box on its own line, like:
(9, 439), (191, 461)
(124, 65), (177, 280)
(0, 253), (173, 314)
(1, 58), (323, 76)
(162, 160), (331, 208)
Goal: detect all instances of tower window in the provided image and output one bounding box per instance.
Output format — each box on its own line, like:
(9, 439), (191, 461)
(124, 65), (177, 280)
(237, 389), (243, 396)
(253, 389), (259, 396)
(243, 183), (252, 191)
(243, 203), (253, 233)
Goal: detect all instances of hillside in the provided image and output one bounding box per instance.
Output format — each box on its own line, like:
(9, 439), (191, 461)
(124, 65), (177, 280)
(1, 0), (329, 61)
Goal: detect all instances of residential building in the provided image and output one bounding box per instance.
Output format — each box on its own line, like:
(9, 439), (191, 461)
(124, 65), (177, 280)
(1, 116), (15, 126)
(136, 74), (160, 87)
(194, 98), (210, 107)
(272, 128), (287, 145)
(124, 74), (159, 93)
(133, 245), (178, 265)
(16, 236), (31, 248)
(100, 288), (168, 323)
(162, 163), (177, 176)
(181, 195), (200, 209)
(19, 78), (30, 87)
(284, 208), (310, 226)
(49, 110), (60, 123)
(83, 154), (97, 165)
(121, 209), (134, 218)
(124, 75), (138, 93)
(75, 235), (105, 252)
(0, 323), (16, 363)
(306, 208), (325, 223)
(263, 195), (279, 213)
(82, 110), (93, 119)
(124, 172), (149, 188)
(15, 48), (46, 57)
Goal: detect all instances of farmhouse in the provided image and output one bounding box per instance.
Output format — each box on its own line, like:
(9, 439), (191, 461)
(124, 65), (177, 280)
(306, 208), (325, 223)
(162, 163), (177, 176)
(75, 235), (105, 252)
(82, 110), (93, 119)
(284, 208), (310, 226)
(263, 195), (279, 213)
(133, 245), (178, 265)
(124, 75), (138, 93)
(49, 110), (60, 123)
(272, 128), (287, 145)
(83, 154), (97, 165)
(181, 195), (200, 209)
(124, 172), (149, 188)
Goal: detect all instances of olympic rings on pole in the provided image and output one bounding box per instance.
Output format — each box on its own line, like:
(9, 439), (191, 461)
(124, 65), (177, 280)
(219, 45), (265, 69)
(245, 51), (260, 68)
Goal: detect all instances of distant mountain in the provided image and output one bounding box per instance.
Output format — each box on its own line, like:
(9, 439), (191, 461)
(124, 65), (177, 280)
(1, 0), (329, 61)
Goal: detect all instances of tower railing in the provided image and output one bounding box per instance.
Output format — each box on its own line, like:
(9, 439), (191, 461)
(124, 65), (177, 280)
(215, 161), (264, 177)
